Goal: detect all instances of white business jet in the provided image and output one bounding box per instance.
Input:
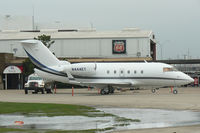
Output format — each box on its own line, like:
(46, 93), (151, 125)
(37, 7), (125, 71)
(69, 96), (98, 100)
(21, 40), (194, 95)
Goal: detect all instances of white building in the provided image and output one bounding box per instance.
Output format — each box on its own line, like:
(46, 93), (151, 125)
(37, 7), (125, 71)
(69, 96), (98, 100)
(0, 28), (156, 60)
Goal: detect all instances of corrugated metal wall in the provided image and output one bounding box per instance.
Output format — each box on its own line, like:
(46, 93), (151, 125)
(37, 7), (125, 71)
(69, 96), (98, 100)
(49, 38), (150, 58)
(0, 37), (151, 58)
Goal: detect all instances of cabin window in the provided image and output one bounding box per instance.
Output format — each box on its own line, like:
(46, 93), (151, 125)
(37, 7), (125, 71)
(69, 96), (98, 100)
(127, 70), (130, 74)
(114, 70), (117, 74)
(163, 67), (177, 72)
(121, 70), (123, 74)
(134, 70), (137, 74)
(141, 70), (143, 74)
(107, 70), (110, 74)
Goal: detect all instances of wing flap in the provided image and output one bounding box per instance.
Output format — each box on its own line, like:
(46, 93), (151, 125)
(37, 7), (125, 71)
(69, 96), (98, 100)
(78, 81), (134, 86)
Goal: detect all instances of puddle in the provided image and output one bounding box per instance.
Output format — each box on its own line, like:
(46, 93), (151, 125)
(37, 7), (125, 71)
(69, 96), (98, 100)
(99, 108), (200, 130)
(0, 115), (114, 130)
(0, 108), (200, 132)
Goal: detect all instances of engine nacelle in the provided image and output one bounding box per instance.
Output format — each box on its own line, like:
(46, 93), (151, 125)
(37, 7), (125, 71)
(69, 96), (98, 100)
(70, 63), (96, 76)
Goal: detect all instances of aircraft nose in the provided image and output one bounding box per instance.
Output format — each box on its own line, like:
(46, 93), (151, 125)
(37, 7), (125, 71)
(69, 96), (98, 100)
(188, 77), (194, 83)
(185, 74), (194, 83)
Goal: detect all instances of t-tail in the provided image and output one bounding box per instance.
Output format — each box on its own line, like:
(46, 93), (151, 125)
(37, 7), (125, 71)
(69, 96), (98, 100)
(21, 40), (71, 77)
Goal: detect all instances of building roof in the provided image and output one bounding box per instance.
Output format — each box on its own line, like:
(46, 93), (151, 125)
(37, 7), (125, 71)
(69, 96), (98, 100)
(0, 28), (155, 40)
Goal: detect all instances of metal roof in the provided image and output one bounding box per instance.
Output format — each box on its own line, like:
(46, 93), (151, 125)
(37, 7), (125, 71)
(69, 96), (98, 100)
(0, 28), (154, 40)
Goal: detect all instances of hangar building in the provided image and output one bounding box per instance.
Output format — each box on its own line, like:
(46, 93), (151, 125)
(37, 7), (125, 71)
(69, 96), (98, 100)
(0, 28), (156, 60)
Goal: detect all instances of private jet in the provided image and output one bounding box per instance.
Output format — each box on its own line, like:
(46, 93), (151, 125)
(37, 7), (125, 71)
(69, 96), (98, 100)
(21, 40), (194, 95)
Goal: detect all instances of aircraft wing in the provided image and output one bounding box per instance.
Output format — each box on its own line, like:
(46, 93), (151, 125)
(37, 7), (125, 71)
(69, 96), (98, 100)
(76, 80), (138, 88)
(82, 82), (132, 86)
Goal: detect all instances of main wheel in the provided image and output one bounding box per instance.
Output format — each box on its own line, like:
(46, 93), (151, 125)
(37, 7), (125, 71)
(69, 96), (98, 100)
(106, 88), (111, 94)
(151, 89), (156, 93)
(100, 89), (106, 95)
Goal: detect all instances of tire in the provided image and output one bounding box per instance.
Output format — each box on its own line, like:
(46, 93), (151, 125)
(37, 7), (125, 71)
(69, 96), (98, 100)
(151, 89), (156, 93)
(41, 88), (44, 94)
(173, 89), (178, 94)
(100, 89), (106, 95)
(106, 89), (110, 94)
(34, 88), (38, 94)
(25, 89), (28, 94)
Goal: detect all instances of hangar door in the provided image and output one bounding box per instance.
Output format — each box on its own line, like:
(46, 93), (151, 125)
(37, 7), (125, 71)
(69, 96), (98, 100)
(3, 66), (22, 90)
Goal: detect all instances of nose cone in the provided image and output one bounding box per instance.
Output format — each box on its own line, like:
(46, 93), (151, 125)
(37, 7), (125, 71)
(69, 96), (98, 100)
(188, 76), (194, 83)
(174, 72), (194, 86)
(185, 75), (194, 84)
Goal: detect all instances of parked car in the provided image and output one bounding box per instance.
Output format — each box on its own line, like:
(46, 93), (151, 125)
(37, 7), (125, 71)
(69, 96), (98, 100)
(24, 73), (45, 94)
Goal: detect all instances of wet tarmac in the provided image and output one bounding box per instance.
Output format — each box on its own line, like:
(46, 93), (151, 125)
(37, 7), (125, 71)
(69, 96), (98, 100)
(0, 108), (200, 132)
(99, 108), (200, 130)
(0, 115), (114, 130)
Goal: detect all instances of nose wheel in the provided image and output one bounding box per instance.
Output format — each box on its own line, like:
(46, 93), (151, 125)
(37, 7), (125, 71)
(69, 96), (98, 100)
(173, 89), (178, 94)
(171, 87), (178, 94)
(151, 88), (178, 94)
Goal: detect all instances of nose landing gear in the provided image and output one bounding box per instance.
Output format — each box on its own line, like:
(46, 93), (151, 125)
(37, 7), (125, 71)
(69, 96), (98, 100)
(173, 89), (178, 94)
(151, 87), (178, 94)
(171, 86), (178, 94)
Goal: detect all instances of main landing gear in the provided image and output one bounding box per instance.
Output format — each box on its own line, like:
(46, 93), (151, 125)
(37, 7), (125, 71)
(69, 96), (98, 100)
(151, 88), (159, 93)
(100, 86), (115, 95)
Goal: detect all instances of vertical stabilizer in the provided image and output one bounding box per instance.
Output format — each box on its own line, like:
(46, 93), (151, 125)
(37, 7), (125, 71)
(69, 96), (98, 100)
(21, 40), (61, 67)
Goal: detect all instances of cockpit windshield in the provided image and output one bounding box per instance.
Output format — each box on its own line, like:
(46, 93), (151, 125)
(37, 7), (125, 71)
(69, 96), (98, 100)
(163, 67), (177, 72)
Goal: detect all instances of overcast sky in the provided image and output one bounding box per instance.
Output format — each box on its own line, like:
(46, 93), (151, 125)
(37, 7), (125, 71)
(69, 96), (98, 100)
(0, 0), (199, 59)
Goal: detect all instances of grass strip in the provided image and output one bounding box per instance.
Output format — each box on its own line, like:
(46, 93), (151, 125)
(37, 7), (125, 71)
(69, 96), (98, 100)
(0, 127), (27, 133)
(0, 127), (115, 133)
(0, 102), (99, 117)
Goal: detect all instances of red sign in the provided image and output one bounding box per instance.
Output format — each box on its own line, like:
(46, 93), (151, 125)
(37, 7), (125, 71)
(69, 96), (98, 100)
(114, 42), (124, 52)
(112, 40), (126, 54)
